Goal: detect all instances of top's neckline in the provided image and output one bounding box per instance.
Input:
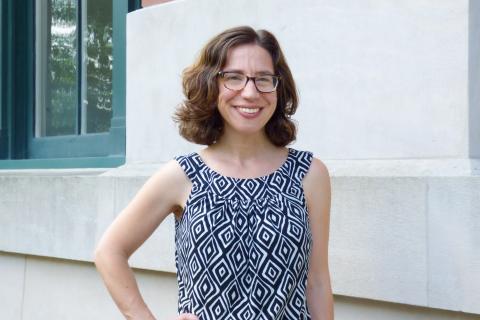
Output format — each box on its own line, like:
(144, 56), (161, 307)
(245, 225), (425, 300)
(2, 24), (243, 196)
(193, 147), (293, 181)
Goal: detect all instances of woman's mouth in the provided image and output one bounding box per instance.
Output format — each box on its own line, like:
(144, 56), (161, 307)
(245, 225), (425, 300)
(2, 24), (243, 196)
(235, 106), (262, 118)
(237, 107), (260, 114)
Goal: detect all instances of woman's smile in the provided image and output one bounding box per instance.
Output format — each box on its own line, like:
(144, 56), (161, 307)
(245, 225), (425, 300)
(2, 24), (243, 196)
(235, 106), (263, 118)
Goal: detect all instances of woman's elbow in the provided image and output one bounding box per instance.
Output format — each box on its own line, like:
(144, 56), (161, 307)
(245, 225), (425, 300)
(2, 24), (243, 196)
(94, 241), (129, 267)
(93, 243), (107, 269)
(93, 241), (117, 268)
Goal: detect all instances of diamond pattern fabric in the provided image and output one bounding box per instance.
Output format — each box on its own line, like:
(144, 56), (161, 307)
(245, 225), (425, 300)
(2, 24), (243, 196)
(174, 148), (314, 319)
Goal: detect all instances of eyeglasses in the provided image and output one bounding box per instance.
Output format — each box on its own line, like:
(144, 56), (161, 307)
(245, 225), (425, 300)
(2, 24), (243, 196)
(218, 71), (280, 93)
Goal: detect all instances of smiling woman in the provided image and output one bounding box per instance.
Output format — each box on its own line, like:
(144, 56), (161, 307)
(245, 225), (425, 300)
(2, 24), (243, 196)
(174, 27), (298, 147)
(95, 26), (333, 320)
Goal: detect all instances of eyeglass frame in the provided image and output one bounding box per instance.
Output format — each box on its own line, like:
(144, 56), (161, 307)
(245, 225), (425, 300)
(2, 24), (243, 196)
(217, 71), (281, 93)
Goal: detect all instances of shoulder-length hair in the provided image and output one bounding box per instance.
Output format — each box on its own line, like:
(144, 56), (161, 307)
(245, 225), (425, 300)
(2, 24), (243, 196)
(173, 26), (298, 146)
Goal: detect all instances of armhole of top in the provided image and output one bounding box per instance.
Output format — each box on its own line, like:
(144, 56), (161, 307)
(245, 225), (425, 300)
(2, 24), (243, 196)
(297, 151), (314, 183)
(173, 155), (196, 223)
(174, 154), (196, 182)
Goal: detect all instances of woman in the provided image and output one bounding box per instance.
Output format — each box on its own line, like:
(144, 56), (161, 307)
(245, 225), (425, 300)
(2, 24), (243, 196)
(95, 26), (333, 320)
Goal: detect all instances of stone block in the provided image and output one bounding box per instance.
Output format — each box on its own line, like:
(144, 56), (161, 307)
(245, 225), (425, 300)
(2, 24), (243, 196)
(0, 175), (114, 262)
(427, 177), (480, 314)
(21, 256), (177, 320)
(0, 252), (25, 320)
(330, 177), (428, 306)
(335, 295), (480, 320)
(113, 175), (176, 272)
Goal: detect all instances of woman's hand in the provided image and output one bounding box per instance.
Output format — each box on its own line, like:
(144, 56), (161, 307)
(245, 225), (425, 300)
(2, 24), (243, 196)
(175, 314), (198, 320)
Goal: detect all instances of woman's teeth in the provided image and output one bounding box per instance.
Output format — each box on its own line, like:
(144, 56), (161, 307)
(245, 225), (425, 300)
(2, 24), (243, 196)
(237, 107), (260, 114)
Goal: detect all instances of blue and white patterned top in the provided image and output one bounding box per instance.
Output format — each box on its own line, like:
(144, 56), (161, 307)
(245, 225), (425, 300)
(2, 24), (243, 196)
(174, 148), (314, 320)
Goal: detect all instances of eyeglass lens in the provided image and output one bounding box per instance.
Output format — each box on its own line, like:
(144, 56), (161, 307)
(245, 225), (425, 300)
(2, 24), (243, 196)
(221, 72), (278, 93)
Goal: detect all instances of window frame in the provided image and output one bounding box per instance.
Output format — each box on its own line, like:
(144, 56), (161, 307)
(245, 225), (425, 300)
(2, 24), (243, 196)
(0, 0), (140, 169)
(0, 1), (6, 159)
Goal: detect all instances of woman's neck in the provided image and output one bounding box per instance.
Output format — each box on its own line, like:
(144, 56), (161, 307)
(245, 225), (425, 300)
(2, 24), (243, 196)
(210, 129), (278, 160)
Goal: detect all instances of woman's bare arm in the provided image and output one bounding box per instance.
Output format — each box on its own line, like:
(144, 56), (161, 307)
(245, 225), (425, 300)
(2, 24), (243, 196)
(94, 160), (191, 319)
(303, 157), (334, 320)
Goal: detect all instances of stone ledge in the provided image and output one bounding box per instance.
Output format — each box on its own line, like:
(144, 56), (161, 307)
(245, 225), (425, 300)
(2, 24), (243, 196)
(1, 157), (479, 178)
(0, 170), (479, 314)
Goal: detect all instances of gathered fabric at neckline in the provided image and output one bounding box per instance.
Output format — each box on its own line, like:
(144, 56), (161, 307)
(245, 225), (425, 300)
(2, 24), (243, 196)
(193, 147), (293, 182)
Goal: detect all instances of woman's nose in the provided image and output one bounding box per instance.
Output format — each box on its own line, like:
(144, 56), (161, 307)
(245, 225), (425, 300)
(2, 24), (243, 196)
(241, 78), (260, 98)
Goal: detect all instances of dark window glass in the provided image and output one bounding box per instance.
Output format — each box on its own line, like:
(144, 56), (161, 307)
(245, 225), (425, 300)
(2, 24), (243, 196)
(35, 0), (113, 137)
(85, 0), (113, 133)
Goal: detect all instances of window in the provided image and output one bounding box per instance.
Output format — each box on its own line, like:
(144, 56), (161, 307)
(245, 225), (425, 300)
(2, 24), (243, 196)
(0, 0), (140, 169)
(0, 2), (3, 159)
(35, 0), (113, 137)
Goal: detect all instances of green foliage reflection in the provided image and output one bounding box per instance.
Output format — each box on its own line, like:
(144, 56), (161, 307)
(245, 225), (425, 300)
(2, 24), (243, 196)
(46, 0), (113, 136)
(86, 0), (112, 133)
(47, 0), (77, 136)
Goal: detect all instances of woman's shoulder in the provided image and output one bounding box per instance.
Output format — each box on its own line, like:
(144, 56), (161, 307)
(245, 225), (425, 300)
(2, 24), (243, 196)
(301, 155), (331, 220)
(173, 150), (197, 160)
(148, 158), (192, 189)
(300, 151), (330, 189)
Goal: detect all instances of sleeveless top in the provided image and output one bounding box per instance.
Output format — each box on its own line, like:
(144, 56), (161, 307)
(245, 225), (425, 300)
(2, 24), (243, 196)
(174, 148), (314, 320)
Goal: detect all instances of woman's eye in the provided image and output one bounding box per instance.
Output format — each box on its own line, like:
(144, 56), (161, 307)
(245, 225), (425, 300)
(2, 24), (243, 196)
(227, 74), (243, 81)
(257, 76), (272, 83)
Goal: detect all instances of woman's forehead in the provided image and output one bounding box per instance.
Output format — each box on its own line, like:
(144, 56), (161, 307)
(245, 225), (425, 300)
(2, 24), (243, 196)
(223, 44), (274, 72)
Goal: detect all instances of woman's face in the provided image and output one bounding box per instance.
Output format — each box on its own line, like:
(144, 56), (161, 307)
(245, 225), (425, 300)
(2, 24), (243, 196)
(217, 43), (278, 137)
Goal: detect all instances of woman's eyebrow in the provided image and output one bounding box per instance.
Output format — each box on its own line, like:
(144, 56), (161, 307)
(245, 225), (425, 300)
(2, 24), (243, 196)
(256, 71), (276, 76)
(221, 69), (243, 73)
(222, 69), (275, 75)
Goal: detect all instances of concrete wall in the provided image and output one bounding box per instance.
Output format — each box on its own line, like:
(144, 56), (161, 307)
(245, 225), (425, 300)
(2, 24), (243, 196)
(0, 252), (178, 320)
(1, 0), (480, 319)
(127, 0), (475, 163)
(1, 252), (479, 320)
(1, 170), (479, 318)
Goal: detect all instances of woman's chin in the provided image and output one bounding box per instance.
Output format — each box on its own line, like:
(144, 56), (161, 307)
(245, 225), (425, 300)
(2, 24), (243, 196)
(224, 124), (266, 137)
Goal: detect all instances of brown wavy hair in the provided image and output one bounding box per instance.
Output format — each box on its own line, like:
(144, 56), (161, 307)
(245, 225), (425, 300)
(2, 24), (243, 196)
(173, 26), (298, 146)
